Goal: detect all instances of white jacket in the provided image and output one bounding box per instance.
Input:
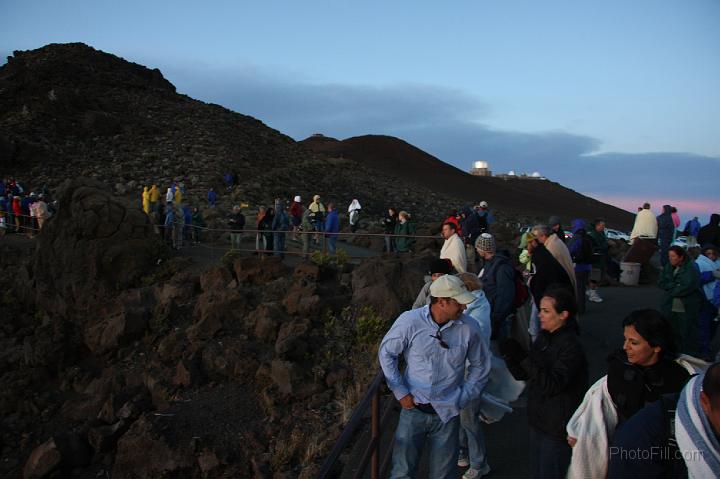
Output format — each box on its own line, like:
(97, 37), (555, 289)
(440, 233), (467, 274)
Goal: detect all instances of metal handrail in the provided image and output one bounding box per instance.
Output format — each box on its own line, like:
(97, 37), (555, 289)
(317, 370), (395, 479)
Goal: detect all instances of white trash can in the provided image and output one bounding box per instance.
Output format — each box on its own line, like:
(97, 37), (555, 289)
(620, 262), (641, 286)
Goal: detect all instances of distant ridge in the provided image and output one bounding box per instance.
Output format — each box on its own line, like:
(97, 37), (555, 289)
(300, 134), (635, 229)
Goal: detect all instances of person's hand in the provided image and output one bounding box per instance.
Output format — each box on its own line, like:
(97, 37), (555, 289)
(399, 394), (415, 409)
(567, 436), (577, 447)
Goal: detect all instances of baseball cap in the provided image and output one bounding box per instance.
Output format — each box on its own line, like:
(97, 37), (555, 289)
(294, 195), (301, 202)
(429, 275), (475, 304)
(479, 201), (488, 208)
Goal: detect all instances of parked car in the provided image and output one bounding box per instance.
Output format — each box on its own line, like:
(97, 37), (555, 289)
(606, 229), (630, 242)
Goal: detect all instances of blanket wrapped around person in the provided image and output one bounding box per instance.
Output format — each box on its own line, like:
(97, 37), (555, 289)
(676, 373), (720, 478)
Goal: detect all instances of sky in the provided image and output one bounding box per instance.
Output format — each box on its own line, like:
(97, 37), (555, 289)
(1, 0), (718, 224)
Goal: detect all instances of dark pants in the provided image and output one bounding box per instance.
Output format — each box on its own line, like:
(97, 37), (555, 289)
(529, 426), (571, 479)
(699, 300), (718, 360)
(274, 233), (286, 258)
(659, 236), (673, 267)
(575, 270), (589, 315)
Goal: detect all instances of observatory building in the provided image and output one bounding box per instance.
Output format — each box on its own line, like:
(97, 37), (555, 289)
(470, 161), (491, 176)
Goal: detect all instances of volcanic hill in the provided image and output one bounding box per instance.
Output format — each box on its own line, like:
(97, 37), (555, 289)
(0, 42), (633, 228)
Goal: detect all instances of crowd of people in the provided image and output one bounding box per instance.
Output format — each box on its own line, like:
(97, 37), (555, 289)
(0, 178), (54, 236)
(379, 201), (720, 479)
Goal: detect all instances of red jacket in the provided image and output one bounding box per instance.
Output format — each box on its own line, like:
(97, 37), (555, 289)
(289, 201), (302, 218)
(12, 198), (22, 216)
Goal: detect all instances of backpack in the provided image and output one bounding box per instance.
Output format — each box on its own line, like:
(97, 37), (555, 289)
(513, 268), (530, 308)
(572, 234), (594, 264)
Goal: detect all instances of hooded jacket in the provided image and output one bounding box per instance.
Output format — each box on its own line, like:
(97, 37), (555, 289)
(698, 214), (720, 247)
(569, 219), (593, 273)
(695, 253), (720, 301)
(479, 250), (515, 324)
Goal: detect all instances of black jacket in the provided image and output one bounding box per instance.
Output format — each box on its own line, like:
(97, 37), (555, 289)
(529, 244), (572, 307)
(506, 324), (588, 440)
(698, 213), (720, 247)
(606, 350), (690, 425)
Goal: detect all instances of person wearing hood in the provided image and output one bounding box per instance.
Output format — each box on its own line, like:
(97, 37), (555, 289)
(698, 214), (720, 248)
(684, 216), (701, 248)
(475, 233), (515, 339)
(657, 205), (675, 267)
(568, 219), (594, 316)
(629, 203), (658, 244)
(324, 202), (340, 254)
(348, 199), (361, 233)
(142, 186), (150, 214)
(696, 245), (720, 360)
(501, 287), (588, 479)
(548, 215), (567, 243)
(441, 221), (468, 274)
(308, 195), (326, 243)
(412, 258), (453, 309)
(149, 185), (159, 213)
(658, 246), (704, 356)
(289, 195), (303, 240)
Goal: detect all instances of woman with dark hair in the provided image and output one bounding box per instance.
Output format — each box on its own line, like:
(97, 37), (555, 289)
(565, 309), (700, 478)
(607, 309), (690, 424)
(658, 245), (704, 356)
(501, 286), (588, 479)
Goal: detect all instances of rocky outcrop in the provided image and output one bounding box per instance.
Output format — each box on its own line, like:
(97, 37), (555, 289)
(32, 178), (161, 318)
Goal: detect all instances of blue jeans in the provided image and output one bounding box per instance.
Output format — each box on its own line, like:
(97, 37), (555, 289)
(327, 236), (337, 254)
(274, 233), (286, 258)
(529, 426), (571, 479)
(390, 408), (459, 479)
(459, 398), (488, 470)
(384, 235), (395, 253)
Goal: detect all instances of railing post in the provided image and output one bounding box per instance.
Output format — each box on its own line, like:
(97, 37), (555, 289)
(371, 387), (380, 479)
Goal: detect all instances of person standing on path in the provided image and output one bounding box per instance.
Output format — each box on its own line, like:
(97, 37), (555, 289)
(348, 198), (361, 233)
(272, 203), (290, 259)
(324, 202), (340, 254)
(586, 219), (608, 303)
(657, 205), (675, 268)
(379, 275), (491, 479)
(440, 221), (468, 274)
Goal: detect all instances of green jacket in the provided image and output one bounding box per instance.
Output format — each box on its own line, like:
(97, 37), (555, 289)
(394, 221), (416, 252)
(657, 261), (704, 319)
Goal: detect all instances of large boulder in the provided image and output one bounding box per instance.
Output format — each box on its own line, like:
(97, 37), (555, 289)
(32, 178), (162, 318)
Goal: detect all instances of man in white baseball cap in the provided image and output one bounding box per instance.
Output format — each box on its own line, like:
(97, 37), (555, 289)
(379, 274), (491, 479)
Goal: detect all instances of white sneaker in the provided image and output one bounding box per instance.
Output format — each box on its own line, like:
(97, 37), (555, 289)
(457, 457), (469, 467)
(463, 465), (491, 479)
(588, 290), (603, 303)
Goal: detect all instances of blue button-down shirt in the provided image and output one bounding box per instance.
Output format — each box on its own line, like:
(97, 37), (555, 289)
(378, 305), (491, 423)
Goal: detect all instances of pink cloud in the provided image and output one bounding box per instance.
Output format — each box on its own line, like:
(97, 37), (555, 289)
(586, 193), (718, 224)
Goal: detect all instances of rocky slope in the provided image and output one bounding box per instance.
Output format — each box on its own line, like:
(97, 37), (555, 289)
(1, 178), (447, 478)
(300, 134), (635, 229)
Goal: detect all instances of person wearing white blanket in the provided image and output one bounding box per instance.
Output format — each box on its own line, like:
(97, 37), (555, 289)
(440, 221), (467, 274)
(566, 309), (703, 479)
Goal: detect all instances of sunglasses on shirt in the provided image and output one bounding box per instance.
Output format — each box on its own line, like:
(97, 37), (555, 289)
(430, 326), (450, 349)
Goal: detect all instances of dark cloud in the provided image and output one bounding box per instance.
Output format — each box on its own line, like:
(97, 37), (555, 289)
(169, 66), (718, 216)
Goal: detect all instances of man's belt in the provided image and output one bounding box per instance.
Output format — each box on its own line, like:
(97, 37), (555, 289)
(414, 403), (437, 414)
